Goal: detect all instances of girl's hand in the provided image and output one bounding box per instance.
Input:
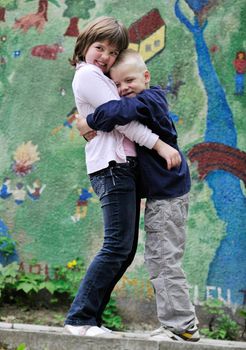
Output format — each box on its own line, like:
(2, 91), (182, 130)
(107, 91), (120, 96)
(153, 139), (181, 170)
(76, 118), (93, 135)
(83, 130), (97, 141)
(76, 118), (97, 141)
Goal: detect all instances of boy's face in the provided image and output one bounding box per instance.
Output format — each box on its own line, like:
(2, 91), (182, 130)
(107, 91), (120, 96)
(85, 40), (119, 74)
(110, 62), (150, 97)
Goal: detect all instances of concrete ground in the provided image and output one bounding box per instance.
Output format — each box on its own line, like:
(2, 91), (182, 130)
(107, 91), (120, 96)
(1, 323), (246, 350)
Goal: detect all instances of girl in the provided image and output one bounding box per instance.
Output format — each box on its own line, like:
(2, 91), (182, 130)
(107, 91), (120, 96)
(64, 16), (180, 337)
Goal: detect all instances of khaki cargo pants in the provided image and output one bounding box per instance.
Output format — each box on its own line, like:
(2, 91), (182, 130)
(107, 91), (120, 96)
(144, 193), (196, 333)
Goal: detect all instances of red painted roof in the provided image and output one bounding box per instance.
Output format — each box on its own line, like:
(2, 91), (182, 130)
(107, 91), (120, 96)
(128, 9), (165, 43)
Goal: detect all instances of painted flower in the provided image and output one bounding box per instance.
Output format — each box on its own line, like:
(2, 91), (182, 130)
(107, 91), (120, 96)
(67, 259), (77, 269)
(12, 141), (40, 176)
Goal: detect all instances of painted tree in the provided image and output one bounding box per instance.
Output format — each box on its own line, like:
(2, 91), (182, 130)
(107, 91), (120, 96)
(63, 0), (96, 37)
(26, 0), (60, 20)
(175, 0), (246, 304)
(13, 0), (60, 32)
(0, 0), (18, 22)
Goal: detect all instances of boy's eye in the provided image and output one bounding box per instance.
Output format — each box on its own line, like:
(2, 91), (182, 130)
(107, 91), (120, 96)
(126, 79), (134, 83)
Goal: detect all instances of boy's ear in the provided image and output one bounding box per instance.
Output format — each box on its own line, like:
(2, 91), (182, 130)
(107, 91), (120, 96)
(144, 70), (151, 84)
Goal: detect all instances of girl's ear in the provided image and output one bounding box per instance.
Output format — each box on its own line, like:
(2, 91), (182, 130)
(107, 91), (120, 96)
(144, 70), (151, 84)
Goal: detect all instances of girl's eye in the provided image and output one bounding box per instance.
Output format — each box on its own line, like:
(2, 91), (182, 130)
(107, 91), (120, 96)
(109, 51), (118, 57)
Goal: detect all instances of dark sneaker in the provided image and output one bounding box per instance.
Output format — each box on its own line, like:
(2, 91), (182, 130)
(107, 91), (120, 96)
(151, 324), (200, 342)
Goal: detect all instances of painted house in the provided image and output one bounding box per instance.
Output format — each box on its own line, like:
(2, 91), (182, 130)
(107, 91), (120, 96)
(128, 8), (166, 62)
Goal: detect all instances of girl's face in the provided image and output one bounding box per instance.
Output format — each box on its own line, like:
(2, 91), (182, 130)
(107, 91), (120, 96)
(85, 40), (119, 74)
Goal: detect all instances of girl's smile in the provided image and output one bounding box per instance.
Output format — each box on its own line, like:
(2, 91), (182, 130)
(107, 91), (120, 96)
(85, 40), (119, 74)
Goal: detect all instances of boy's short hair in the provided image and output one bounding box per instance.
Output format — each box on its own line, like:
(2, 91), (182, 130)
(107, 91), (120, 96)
(70, 16), (129, 66)
(111, 48), (147, 72)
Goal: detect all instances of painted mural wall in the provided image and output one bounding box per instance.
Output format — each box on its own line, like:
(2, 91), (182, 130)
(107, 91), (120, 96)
(0, 0), (245, 307)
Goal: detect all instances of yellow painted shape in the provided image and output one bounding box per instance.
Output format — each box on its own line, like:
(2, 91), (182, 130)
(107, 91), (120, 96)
(128, 43), (139, 51)
(139, 26), (165, 62)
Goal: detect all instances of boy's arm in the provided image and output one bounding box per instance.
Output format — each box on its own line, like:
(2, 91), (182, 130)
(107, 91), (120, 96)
(86, 89), (163, 132)
(77, 116), (181, 169)
(77, 89), (156, 135)
(79, 89), (181, 169)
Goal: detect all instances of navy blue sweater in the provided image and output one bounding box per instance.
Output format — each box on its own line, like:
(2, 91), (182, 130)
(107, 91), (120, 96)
(87, 86), (191, 199)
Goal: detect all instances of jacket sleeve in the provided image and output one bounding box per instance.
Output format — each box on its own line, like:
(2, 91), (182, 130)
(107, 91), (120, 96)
(87, 90), (160, 131)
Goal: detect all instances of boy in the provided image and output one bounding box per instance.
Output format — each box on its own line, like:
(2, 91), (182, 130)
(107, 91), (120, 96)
(78, 49), (199, 342)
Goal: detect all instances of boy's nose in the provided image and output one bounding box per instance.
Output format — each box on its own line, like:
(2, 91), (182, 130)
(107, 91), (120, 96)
(121, 83), (129, 92)
(120, 84), (129, 96)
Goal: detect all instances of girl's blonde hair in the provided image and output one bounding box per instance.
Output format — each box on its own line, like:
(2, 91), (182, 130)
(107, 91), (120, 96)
(70, 16), (129, 66)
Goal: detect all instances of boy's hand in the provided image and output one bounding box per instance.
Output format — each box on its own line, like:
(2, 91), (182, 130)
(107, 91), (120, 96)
(153, 139), (181, 170)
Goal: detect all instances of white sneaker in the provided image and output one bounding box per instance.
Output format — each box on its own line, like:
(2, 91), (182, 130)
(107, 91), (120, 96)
(151, 325), (165, 336)
(100, 325), (112, 333)
(65, 325), (107, 336)
(86, 326), (108, 336)
(65, 325), (89, 336)
(150, 326), (174, 340)
(151, 324), (200, 342)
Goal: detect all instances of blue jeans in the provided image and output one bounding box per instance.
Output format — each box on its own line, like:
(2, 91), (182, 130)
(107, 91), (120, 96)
(65, 159), (140, 326)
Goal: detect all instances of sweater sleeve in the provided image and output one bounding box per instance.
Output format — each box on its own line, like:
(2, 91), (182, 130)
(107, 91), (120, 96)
(116, 122), (158, 149)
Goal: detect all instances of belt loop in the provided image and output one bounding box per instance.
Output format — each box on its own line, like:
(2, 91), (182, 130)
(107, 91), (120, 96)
(109, 160), (117, 167)
(110, 168), (116, 186)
